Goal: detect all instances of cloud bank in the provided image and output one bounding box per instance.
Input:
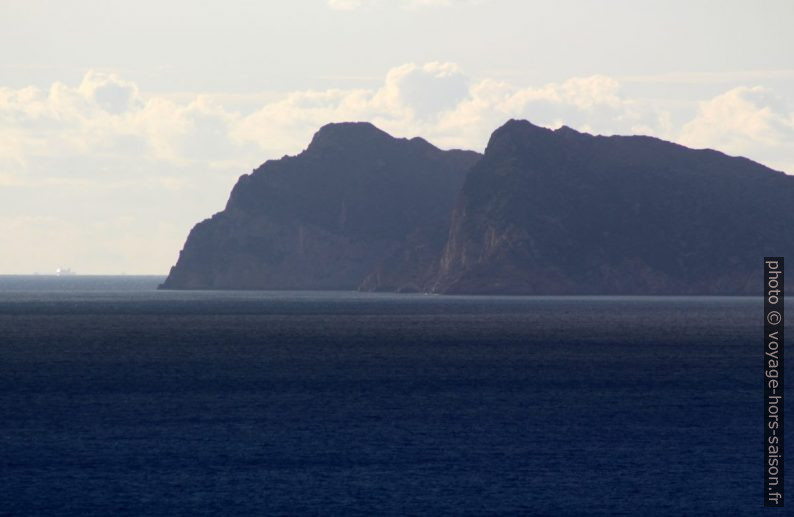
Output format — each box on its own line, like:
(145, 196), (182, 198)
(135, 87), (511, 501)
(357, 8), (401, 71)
(1, 62), (792, 273)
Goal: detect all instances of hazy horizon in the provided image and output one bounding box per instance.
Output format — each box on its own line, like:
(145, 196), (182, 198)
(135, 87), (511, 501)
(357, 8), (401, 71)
(2, 0), (793, 274)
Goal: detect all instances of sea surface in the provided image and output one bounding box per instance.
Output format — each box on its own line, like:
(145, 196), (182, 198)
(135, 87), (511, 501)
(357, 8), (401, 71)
(0, 276), (788, 515)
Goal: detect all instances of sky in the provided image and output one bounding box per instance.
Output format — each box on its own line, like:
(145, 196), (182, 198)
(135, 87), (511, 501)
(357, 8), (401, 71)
(1, 0), (793, 274)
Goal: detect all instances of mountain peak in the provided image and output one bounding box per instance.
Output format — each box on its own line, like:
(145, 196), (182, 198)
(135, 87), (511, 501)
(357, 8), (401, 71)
(484, 119), (554, 155)
(308, 121), (393, 150)
(495, 118), (549, 135)
(435, 118), (794, 295)
(161, 123), (480, 291)
(490, 119), (553, 140)
(162, 119), (794, 295)
(554, 125), (581, 136)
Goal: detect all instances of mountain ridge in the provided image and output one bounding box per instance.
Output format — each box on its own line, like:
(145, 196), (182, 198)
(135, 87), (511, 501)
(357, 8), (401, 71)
(159, 122), (480, 290)
(427, 119), (792, 294)
(161, 120), (793, 294)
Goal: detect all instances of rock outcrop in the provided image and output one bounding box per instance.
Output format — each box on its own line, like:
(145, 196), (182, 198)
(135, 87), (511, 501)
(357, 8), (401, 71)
(159, 122), (479, 290)
(428, 119), (794, 294)
(162, 119), (794, 294)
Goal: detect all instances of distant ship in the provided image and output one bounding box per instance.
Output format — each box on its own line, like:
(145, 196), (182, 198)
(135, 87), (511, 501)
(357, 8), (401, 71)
(55, 268), (76, 276)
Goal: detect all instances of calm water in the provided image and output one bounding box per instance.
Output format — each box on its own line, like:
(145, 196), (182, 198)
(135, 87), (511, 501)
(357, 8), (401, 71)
(0, 276), (787, 515)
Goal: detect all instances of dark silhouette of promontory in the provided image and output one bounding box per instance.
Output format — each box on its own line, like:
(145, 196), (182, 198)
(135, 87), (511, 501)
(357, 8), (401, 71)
(161, 120), (794, 294)
(160, 122), (479, 290)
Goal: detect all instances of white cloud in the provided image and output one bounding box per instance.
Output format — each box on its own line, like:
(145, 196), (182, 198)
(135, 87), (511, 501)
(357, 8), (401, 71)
(232, 66), (662, 155)
(0, 72), (259, 181)
(1, 63), (792, 273)
(77, 71), (142, 114)
(381, 62), (470, 117)
(3, 65), (790, 183)
(679, 86), (794, 172)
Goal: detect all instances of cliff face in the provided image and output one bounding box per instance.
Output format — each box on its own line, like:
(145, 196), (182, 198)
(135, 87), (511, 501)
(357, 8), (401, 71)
(429, 119), (794, 294)
(163, 119), (794, 294)
(160, 122), (480, 290)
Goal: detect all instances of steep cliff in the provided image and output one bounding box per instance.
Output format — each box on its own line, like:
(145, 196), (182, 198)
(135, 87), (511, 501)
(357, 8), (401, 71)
(429, 119), (794, 294)
(163, 119), (793, 294)
(160, 122), (480, 290)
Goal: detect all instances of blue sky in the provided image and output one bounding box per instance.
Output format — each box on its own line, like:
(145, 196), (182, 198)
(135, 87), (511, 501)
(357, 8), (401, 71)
(1, 0), (793, 273)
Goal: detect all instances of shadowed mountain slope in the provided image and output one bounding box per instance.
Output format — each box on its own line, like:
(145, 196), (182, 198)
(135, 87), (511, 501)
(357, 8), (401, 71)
(162, 119), (793, 294)
(428, 119), (793, 294)
(160, 122), (480, 290)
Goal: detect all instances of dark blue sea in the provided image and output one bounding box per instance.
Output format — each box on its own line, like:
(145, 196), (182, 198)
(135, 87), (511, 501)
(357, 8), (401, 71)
(0, 276), (788, 515)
